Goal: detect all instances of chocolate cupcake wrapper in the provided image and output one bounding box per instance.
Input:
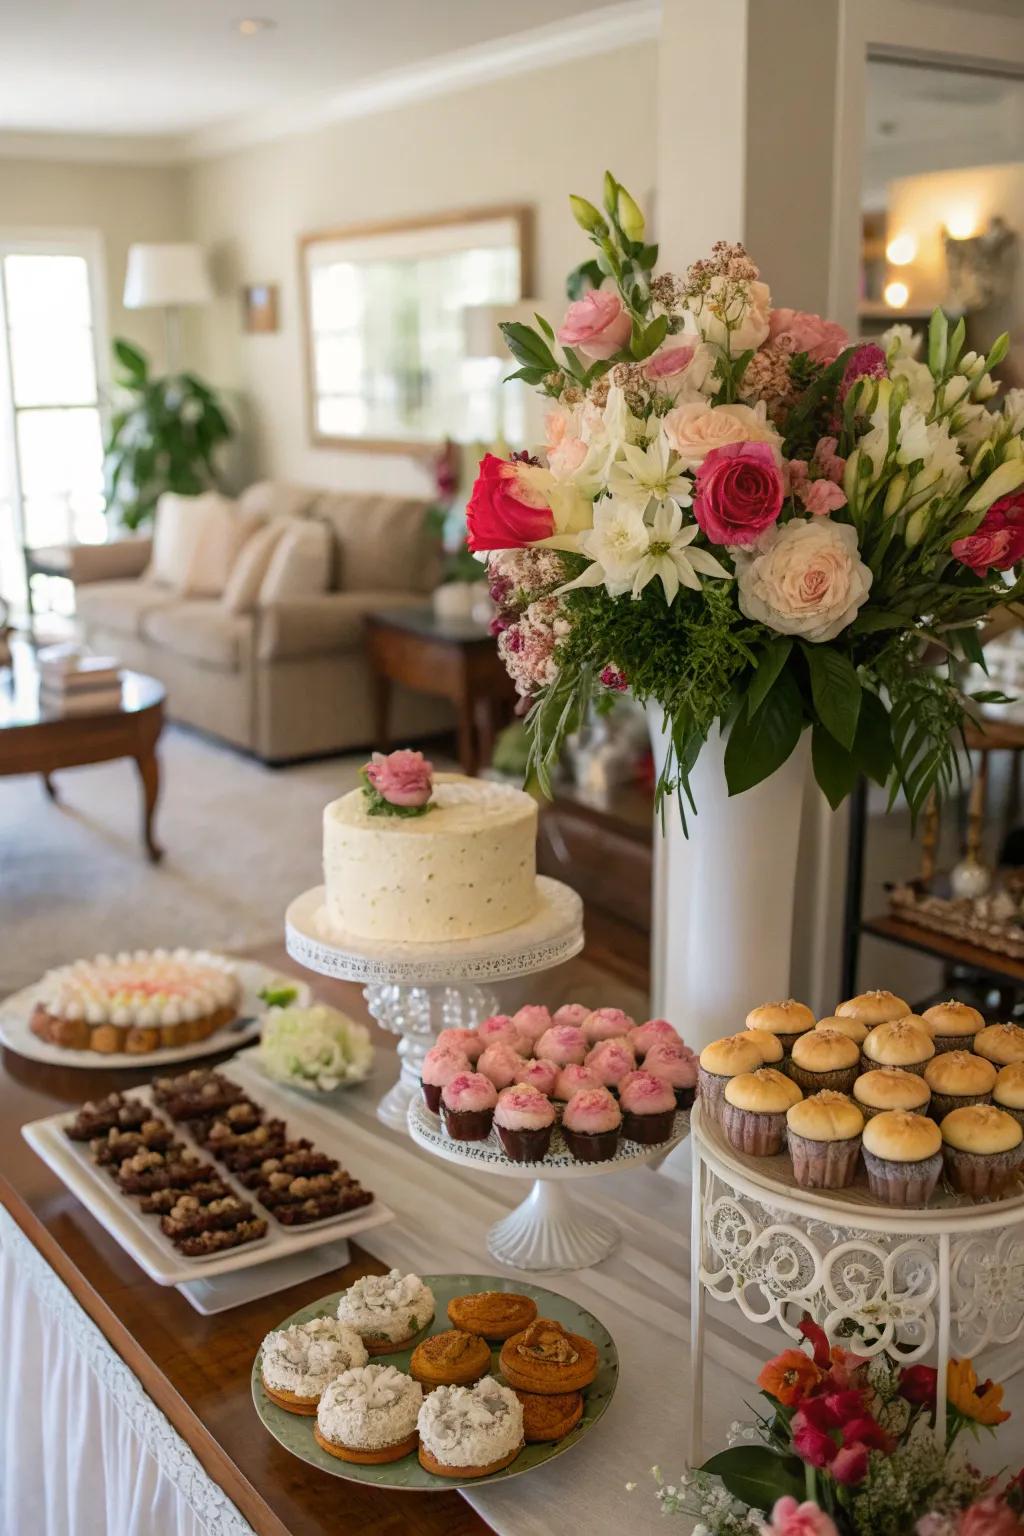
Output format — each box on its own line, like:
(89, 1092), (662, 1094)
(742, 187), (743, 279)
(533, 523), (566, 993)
(788, 1131), (861, 1189)
(720, 1104), (788, 1157)
(860, 1054), (930, 1077)
(863, 1148), (942, 1206)
(621, 1108), (675, 1144)
(560, 1126), (620, 1162)
(495, 1124), (553, 1163)
(785, 1063), (859, 1097)
(857, 1101), (928, 1121)
(673, 1085), (696, 1110)
(942, 1143), (1024, 1199)
(927, 1091), (991, 1122)
(930, 1033), (981, 1054)
(995, 1103), (1024, 1134)
(421, 1082), (443, 1114)
(442, 1107), (494, 1141)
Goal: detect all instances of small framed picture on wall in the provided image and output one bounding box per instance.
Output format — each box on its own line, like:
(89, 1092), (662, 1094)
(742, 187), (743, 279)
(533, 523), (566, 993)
(242, 283), (279, 333)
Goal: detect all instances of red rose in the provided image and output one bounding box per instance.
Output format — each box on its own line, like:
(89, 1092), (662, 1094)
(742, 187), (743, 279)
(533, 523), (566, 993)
(830, 1442), (870, 1486)
(694, 441), (784, 547)
(952, 492), (1024, 575)
(900, 1364), (938, 1406)
(792, 1413), (836, 1469)
(466, 454), (554, 552)
(841, 1415), (892, 1453)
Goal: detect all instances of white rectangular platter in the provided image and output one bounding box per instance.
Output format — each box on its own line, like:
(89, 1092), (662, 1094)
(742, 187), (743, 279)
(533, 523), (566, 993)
(22, 1075), (394, 1286)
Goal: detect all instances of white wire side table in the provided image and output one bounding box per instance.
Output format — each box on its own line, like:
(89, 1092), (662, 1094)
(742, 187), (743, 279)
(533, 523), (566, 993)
(689, 1104), (1024, 1463)
(284, 879), (584, 1132)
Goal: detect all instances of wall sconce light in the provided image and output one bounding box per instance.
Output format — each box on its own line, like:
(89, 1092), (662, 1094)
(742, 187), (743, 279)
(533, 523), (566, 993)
(883, 280), (910, 310)
(886, 233), (917, 266)
(945, 207), (978, 242)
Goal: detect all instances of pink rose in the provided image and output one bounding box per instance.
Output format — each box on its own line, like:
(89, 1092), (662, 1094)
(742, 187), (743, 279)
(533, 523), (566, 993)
(643, 342), (696, 386)
(798, 479), (847, 515)
(959, 1498), (1024, 1536)
(556, 291), (632, 360)
(769, 307), (848, 366)
(952, 493), (1024, 575)
(548, 434), (588, 481)
(364, 749), (433, 807)
(831, 1442), (870, 1485)
(766, 1497), (841, 1536)
(694, 441), (785, 546)
(792, 1412), (836, 1469)
(467, 454), (554, 552)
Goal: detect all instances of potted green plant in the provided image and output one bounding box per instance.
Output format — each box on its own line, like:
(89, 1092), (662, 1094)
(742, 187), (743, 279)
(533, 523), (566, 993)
(102, 339), (234, 531)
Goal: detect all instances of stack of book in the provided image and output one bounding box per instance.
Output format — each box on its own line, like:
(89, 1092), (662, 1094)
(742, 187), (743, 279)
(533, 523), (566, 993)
(37, 644), (123, 715)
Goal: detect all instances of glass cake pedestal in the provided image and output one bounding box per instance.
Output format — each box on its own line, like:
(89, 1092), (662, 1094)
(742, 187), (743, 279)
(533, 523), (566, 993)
(284, 878), (584, 1132)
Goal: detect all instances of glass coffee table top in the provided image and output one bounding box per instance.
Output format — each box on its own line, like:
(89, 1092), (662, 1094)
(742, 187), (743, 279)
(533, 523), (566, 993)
(0, 648), (164, 730)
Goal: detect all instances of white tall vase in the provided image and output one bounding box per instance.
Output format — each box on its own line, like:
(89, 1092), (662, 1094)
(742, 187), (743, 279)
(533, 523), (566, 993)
(647, 706), (810, 1051)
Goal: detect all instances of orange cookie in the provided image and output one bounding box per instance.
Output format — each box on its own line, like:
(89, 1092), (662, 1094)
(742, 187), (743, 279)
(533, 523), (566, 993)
(409, 1329), (492, 1387)
(314, 1426), (418, 1465)
(499, 1318), (598, 1394)
(514, 1389), (584, 1442)
(261, 1377), (320, 1416)
(447, 1290), (538, 1341)
(418, 1442), (522, 1478)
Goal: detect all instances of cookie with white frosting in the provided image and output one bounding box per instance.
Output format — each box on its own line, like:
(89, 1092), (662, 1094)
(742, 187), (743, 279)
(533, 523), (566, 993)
(417, 1375), (525, 1477)
(335, 1269), (435, 1353)
(260, 1317), (369, 1414)
(314, 1365), (423, 1464)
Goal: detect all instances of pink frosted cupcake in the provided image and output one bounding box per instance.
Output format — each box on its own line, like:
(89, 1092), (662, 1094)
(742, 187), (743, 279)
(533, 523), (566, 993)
(552, 1003), (589, 1029)
(420, 1044), (471, 1113)
(618, 1070), (677, 1144)
(513, 1057), (559, 1097)
(585, 1037), (636, 1093)
(582, 1007), (637, 1045)
(536, 1024), (587, 1067)
(494, 1086), (556, 1163)
(512, 1005), (553, 1048)
(477, 1043), (524, 1091)
(552, 1063), (600, 1104)
(441, 1072), (498, 1141)
(475, 1015), (526, 1055)
(630, 1018), (683, 1058)
(435, 1027), (483, 1064)
(560, 1087), (622, 1162)
(642, 1041), (699, 1108)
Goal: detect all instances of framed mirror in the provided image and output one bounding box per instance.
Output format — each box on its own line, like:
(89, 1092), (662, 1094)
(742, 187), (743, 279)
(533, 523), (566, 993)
(299, 205), (532, 453)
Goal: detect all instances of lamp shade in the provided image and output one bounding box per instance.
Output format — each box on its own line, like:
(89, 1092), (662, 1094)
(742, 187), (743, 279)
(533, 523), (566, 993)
(123, 243), (213, 309)
(463, 301), (541, 359)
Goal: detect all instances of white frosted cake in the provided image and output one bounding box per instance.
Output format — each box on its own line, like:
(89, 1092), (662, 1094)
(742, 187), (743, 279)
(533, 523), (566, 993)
(322, 773), (539, 944)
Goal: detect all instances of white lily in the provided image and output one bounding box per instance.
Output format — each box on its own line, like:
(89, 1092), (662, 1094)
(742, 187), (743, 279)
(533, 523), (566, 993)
(630, 500), (731, 603)
(555, 496), (651, 598)
(606, 435), (693, 514)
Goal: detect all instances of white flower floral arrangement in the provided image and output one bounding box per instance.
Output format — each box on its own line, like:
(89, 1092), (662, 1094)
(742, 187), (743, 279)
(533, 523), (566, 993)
(468, 173), (1024, 823)
(256, 1004), (374, 1092)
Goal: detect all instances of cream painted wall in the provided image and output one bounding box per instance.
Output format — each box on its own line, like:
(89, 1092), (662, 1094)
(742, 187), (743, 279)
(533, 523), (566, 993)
(184, 42), (657, 497)
(0, 158), (188, 370)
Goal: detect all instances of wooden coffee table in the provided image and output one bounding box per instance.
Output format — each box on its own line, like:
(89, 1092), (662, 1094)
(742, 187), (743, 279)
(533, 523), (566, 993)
(0, 649), (166, 861)
(365, 606), (516, 774)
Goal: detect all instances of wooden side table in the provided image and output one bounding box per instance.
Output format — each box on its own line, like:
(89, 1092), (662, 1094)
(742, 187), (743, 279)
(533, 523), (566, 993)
(365, 607), (517, 775)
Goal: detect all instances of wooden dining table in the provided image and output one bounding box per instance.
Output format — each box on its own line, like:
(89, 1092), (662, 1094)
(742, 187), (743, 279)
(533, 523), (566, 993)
(0, 941), (491, 1536)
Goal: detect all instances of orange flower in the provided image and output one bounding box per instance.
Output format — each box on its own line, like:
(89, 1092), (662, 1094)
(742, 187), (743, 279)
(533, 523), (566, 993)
(947, 1359), (1011, 1426)
(758, 1348), (822, 1406)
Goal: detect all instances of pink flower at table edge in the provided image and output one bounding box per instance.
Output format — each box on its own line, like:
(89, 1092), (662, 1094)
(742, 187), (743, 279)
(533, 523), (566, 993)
(556, 290), (632, 361)
(952, 493), (1024, 575)
(467, 453), (554, 552)
(364, 749), (433, 807)
(693, 440), (785, 547)
(765, 1496), (841, 1536)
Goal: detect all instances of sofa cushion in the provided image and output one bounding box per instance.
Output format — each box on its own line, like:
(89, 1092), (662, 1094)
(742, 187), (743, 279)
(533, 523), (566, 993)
(238, 481), (319, 522)
(312, 494), (439, 594)
(76, 578), (176, 639)
(258, 519), (331, 603)
(150, 493), (209, 590)
(256, 591), (425, 662)
(222, 519), (288, 613)
(142, 601), (250, 672)
(188, 494), (263, 597)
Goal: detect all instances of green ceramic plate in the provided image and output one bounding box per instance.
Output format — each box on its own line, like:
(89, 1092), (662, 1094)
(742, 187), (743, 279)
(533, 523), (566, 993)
(251, 1272), (618, 1490)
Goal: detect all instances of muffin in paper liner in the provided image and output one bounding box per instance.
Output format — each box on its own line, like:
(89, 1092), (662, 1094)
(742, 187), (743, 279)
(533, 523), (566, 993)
(786, 1063), (859, 1098)
(942, 1142), (1024, 1199)
(997, 1104), (1024, 1134)
(863, 1148), (941, 1206)
(697, 1068), (729, 1125)
(928, 1090), (992, 1123)
(720, 1102), (788, 1157)
(930, 1033), (981, 1056)
(788, 1129), (861, 1190)
(858, 1101), (928, 1122)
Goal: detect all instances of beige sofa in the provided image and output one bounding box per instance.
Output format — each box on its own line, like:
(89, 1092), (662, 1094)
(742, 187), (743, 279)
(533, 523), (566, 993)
(74, 481), (451, 761)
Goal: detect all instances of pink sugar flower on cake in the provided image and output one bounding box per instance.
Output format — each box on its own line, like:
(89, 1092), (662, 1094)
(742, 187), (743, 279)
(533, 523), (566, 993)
(476, 1043), (525, 1091)
(511, 1004), (553, 1047)
(420, 1044), (471, 1113)
(618, 1069), (677, 1144)
(494, 1085), (556, 1163)
(535, 1023), (587, 1067)
(513, 1057), (560, 1096)
(641, 1040), (699, 1108)
(585, 1037), (636, 1090)
(552, 1063), (600, 1103)
(560, 1087), (622, 1162)
(475, 1014), (526, 1054)
(630, 1018), (683, 1057)
(441, 1071), (498, 1141)
(363, 749), (433, 807)
(582, 1006), (637, 1044)
(552, 1003), (590, 1029)
(435, 1027), (483, 1064)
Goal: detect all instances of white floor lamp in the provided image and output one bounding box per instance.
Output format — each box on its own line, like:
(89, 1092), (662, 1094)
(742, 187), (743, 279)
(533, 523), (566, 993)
(123, 243), (213, 371)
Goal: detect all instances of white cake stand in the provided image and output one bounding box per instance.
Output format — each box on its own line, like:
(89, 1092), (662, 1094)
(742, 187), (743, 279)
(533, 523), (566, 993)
(284, 878), (584, 1132)
(408, 1097), (690, 1272)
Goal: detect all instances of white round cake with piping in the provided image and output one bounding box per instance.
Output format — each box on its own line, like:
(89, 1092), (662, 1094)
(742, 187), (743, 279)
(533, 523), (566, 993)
(322, 774), (539, 944)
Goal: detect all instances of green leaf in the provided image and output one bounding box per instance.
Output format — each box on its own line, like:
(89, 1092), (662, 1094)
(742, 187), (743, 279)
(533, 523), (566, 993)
(853, 689), (893, 787)
(971, 688), (1014, 705)
(928, 308), (949, 377)
(986, 331), (1010, 371)
(947, 315), (966, 371)
(635, 242), (658, 270)
(747, 638), (793, 716)
(956, 624), (986, 668)
(504, 366), (548, 386)
(566, 259), (604, 301)
(534, 313), (555, 343)
(113, 337), (148, 380)
(724, 668), (804, 796)
(851, 608), (911, 635)
(802, 643), (862, 750)
(631, 314), (668, 361)
(701, 1447), (805, 1510)
(812, 721), (860, 809)
(499, 322), (556, 374)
